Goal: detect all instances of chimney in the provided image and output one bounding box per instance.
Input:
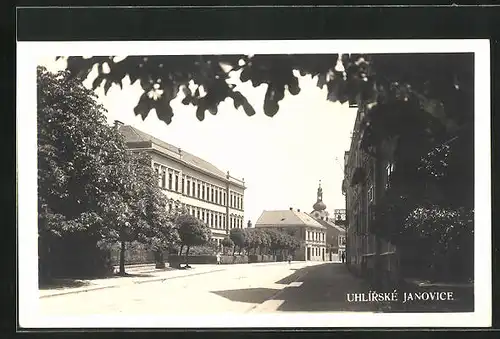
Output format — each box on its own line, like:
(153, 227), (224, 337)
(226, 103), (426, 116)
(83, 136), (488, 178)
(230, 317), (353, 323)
(114, 120), (124, 128)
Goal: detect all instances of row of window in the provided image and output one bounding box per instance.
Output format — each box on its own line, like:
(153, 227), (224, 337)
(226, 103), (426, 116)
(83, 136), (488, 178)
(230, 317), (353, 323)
(181, 203), (244, 230)
(308, 247), (325, 257)
(306, 230), (326, 242)
(153, 163), (244, 210)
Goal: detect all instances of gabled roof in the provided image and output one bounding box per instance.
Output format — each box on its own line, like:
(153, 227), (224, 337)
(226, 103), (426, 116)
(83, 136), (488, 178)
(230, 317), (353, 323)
(314, 218), (346, 233)
(119, 125), (229, 180)
(255, 210), (326, 229)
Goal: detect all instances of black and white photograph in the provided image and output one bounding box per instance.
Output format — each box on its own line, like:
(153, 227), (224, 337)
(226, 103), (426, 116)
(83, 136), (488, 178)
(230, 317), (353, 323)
(17, 40), (491, 328)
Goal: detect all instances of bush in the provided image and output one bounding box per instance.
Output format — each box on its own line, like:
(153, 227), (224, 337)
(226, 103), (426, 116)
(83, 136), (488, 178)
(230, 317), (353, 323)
(188, 244), (218, 255)
(220, 255), (249, 264)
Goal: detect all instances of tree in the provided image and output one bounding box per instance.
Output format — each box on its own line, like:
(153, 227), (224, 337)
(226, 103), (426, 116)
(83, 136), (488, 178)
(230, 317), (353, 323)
(221, 237), (234, 255)
(38, 66), (180, 278)
(60, 54), (472, 139)
(175, 214), (211, 267)
(229, 228), (245, 255)
(37, 66), (133, 279)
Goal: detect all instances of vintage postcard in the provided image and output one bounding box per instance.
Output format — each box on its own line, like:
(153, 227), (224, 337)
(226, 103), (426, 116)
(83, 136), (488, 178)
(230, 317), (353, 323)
(17, 39), (491, 328)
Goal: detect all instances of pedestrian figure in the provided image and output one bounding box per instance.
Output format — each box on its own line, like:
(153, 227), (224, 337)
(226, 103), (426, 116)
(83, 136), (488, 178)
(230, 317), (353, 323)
(288, 254), (292, 264)
(341, 251), (346, 263)
(216, 252), (221, 265)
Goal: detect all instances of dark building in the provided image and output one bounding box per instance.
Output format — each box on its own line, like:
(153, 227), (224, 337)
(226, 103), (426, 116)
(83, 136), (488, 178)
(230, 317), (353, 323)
(343, 107), (399, 286)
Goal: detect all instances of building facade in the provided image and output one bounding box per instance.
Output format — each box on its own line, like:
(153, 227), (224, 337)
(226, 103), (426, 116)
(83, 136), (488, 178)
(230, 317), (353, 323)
(117, 121), (246, 246)
(255, 208), (327, 261)
(343, 107), (398, 284)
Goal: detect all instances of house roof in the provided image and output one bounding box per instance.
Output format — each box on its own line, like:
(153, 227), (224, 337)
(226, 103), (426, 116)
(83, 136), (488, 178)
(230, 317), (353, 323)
(314, 218), (346, 233)
(119, 125), (231, 182)
(255, 210), (326, 229)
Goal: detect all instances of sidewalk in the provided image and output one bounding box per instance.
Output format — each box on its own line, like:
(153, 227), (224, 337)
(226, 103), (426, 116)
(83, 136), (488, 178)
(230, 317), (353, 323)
(39, 264), (225, 298)
(39, 261), (297, 299)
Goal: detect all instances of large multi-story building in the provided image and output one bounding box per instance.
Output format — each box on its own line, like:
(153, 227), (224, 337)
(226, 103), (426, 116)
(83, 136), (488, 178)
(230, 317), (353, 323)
(255, 208), (327, 261)
(343, 106), (398, 285)
(116, 121), (246, 246)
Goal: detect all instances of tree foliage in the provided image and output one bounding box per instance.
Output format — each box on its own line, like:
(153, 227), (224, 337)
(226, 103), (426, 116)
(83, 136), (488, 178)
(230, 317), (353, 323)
(60, 53), (473, 141)
(175, 213), (212, 264)
(37, 66), (179, 278)
(229, 227), (302, 256)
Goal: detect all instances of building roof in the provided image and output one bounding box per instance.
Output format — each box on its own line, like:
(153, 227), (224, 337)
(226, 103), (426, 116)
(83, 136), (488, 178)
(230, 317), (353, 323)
(119, 124), (235, 183)
(255, 210), (326, 229)
(314, 218), (346, 233)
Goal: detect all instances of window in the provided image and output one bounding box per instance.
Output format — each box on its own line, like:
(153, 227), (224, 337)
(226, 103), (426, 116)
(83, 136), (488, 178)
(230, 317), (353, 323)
(202, 185), (205, 200)
(168, 172), (173, 190)
(386, 162), (394, 189)
(223, 216), (226, 228)
(368, 184), (374, 203)
(214, 215), (218, 228)
(202, 210), (205, 222)
(223, 192), (227, 205)
(218, 190), (221, 204)
(175, 174), (179, 191)
(161, 168), (166, 188)
(210, 213), (214, 227)
(187, 179), (191, 195)
(197, 210), (200, 219)
(211, 187), (214, 202)
(197, 183), (201, 198)
(192, 181), (195, 196)
(241, 196), (244, 209)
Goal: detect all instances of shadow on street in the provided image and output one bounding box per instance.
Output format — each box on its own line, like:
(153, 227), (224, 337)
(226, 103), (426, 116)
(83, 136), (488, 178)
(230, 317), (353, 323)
(207, 263), (472, 313)
(211, 288), (281, 304)
(39, 279), (92, 290)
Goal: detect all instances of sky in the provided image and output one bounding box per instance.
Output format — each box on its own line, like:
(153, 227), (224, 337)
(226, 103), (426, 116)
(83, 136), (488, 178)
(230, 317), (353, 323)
(40, 57), (357, 225)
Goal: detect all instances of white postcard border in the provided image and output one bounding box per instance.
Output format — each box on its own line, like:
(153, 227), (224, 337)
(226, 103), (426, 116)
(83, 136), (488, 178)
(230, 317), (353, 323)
(17, 39), (491, 328)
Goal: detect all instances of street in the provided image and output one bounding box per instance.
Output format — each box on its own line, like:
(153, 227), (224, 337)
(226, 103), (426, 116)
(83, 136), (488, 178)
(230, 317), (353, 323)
(39, 262), (376, 315)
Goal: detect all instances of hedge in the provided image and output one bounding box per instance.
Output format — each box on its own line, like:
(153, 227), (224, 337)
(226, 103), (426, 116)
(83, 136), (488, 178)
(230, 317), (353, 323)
(248, 254), (276, 263)
(168, 255), (249, 267)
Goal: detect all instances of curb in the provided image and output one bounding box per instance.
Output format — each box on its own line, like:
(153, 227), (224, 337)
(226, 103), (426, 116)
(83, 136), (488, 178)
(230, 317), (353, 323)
(40, 268), (227, 299)
(39, 285), (118, 298)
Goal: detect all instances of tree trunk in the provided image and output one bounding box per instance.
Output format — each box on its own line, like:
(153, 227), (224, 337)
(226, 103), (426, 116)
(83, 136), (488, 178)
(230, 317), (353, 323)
(185, 246), (190, 267)
(179, 244), (184, 256)
(155, 250), (165, 269)
(232, 246), (236, 256)
(119, 241), (126, 275)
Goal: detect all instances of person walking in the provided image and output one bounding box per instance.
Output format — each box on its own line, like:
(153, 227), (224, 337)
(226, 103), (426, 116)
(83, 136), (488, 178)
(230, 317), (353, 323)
(341, 251), (346, 263)
(288, 254), (292, 264)
(216, 252), (221, 265)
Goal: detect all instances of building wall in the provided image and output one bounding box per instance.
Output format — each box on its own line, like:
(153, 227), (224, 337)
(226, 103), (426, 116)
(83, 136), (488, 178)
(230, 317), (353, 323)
(135, 148), (245, 244)
(304, 227), (327, 261)
(344, 107), (398, 280)
(255, 225), (326, 261)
